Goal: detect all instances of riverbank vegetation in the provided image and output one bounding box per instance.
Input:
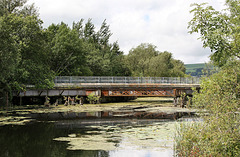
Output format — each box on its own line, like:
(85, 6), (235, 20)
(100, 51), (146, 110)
(0, 0), (186, 108)
(175, 62), (240, 156)
(175, 1), (240, 156)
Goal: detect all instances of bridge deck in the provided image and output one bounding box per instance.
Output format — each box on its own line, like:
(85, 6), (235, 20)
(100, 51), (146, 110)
(53, 83), (200, 89)
(54, 76), (200, 84)
(16, 77), (200, 97)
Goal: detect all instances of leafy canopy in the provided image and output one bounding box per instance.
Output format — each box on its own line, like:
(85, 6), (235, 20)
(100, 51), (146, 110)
(46, 19), (128, 76)
(126, 43), (185, 77)
(188, 0), (240, 66)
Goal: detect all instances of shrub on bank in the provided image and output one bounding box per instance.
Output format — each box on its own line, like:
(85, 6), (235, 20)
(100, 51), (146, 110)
(87, 93), (101, 104)
(175, 61), (240, 157)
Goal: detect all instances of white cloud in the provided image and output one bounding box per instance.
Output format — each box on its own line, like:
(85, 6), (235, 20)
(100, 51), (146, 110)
(28, 0), (226, 64)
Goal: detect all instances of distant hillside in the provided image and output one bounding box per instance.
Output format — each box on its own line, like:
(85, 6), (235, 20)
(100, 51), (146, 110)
(185, 63), (206, 77)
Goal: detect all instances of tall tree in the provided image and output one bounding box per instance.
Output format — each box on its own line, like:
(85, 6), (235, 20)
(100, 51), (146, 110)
(109, 42), (131, 76)
(82, 19), (127, 76)
(46, 22), (90, 76)
(127, 43), (158, 76)
(0, 0), (54, 107)
(188, 0), (240, 66)
(126, 43), (185, 77)
(80, 19), (110, 76)
(148, 51), (174, 77)
(170, 59), (186, 77)
(46, 19), (128, 76)
(0, 14), (21, 103)
(0, 14), (54, 89)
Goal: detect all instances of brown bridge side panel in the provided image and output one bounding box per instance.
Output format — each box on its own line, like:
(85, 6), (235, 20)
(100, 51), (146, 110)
(105, 88), (175, 97)
(102, 87), (196, 97)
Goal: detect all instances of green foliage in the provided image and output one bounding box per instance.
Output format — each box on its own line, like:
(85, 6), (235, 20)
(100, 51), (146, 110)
(175, 122), (202, 157)
(86, 93), (100, 104)
(5, 14), (54, 89)
(126, 43), (185, 77)
(170, 59), (186, 77)
(82, 19), (128, 76)
(175, 60), (240, 156)
(46, 19), (128, 76)
(188, 1), (240, 66)
(0, 15), (20, 86)
(176, 1), (240, 155)
(0, 0), (27, 15)
(0, 0), (54, 107)
(0, 0), (38, 16)
(46, 22), (89, 76)
(126, 43), (157, 76)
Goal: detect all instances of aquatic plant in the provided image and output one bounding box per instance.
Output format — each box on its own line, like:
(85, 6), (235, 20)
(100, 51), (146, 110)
(87, 93), (101, 104)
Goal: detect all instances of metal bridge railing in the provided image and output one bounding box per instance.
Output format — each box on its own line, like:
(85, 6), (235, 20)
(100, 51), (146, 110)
(54, 76), (200, 84)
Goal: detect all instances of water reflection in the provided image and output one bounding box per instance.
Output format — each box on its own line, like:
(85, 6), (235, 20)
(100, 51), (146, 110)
(27, 110), (186, 121)
(0, 119), (178, 157)
(109, 149), (173, 157)
(0, 122), (107, 157)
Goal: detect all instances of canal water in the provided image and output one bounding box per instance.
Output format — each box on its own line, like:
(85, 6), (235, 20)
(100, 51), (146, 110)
(0, 118), (180, 157)
(0, 97), (195, 157)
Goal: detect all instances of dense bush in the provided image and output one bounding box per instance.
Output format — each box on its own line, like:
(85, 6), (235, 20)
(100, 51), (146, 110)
(175, 61), (240, 156)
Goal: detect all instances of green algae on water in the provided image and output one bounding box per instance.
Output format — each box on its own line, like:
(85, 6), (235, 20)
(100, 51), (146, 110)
(54, 121), (180, 151)
(0, 116), (34, 126)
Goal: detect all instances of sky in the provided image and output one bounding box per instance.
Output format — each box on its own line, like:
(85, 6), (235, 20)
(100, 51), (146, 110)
(28, 0), (226, 64)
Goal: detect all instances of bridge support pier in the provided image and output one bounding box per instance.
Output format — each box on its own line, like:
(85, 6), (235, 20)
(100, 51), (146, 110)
(181, 96), (186, 108)
(174, 96), (191, 108)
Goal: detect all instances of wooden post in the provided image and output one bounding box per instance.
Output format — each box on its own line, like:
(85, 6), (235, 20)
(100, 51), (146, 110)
(174, 97), (177, 107)
(181, 96), (186, 108)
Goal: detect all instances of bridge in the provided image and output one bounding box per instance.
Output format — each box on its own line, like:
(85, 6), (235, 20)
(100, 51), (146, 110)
(14, 76), (200, 106)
